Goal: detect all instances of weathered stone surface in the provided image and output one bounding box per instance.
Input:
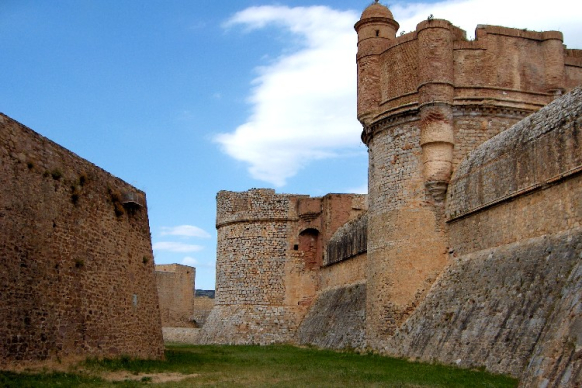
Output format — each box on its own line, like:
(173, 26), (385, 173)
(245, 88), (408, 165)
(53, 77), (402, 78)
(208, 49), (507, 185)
(325, 212), (367, 266)
(0, 114), (164, 367)
(200, 189), (366, 345)
(155, 264), (195, 328)
(191, 296), (214, 328)
(296, 283), (366, 350)
(199, 6), (582, 387)
(447, 87), (582, 221)
(387, 228), (582, 383)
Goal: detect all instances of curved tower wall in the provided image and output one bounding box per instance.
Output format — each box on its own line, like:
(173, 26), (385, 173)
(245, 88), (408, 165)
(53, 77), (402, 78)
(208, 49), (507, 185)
(200, 189), (367, 344)
(356, 7), (582, 348)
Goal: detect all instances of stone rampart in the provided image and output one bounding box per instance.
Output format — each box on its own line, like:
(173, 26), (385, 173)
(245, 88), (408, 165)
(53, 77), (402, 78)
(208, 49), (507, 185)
(296, 283), (366, 350)
(383, 87), (582, 386)
(155, 264), (195, 328)
(0, 114), (164, 366)
(356, 3), (582, 348)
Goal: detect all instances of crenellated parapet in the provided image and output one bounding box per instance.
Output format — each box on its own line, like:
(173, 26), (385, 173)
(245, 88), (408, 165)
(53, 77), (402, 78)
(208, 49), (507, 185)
(358, 13), (582, 195)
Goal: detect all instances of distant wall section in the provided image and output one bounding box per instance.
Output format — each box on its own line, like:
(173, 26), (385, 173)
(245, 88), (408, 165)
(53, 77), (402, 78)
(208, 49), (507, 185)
(155, 264), (195, 328)
(199, 189), (367, 345)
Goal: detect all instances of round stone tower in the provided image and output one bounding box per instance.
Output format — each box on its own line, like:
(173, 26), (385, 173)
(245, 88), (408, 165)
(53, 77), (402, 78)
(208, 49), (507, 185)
(355, 3), (450, 348)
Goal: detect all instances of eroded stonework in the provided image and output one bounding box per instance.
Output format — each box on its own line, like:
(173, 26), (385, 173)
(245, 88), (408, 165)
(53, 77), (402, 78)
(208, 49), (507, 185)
(204, 3), (582, 387)
(0, 114), (164, 367)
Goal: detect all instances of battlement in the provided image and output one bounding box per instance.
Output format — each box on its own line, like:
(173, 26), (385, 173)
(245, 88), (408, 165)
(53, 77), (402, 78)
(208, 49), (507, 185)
(357, 12), (582, 137)
(216, 189), (308, 228)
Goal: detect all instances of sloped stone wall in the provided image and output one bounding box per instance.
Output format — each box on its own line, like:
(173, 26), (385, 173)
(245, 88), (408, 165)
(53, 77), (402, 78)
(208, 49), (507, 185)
(387, 228), (582, 384)
(296, 283), (366, 350)
(0, 114), (164, 367)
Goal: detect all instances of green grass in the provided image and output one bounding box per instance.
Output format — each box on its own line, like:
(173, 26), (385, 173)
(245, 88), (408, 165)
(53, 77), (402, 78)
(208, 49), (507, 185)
(0, 344), (518, 387)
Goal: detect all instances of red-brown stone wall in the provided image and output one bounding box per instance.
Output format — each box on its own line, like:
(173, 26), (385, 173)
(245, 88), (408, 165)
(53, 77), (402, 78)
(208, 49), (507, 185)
(0, 114), (164, 367)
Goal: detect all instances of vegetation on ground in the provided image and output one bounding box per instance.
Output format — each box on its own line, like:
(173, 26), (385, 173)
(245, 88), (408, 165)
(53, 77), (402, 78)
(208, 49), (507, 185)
(0, 344), (518, 387)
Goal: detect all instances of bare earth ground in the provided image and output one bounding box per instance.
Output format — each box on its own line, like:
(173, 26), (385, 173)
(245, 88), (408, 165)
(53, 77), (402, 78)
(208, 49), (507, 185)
(100, 371), (198, 383)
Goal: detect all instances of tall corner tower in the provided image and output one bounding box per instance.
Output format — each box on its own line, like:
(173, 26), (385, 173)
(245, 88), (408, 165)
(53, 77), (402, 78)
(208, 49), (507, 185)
(356, 3), (451, 348)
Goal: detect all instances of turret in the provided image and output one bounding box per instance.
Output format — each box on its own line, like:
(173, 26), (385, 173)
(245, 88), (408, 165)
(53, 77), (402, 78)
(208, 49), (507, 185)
(354, 1), (399, 125)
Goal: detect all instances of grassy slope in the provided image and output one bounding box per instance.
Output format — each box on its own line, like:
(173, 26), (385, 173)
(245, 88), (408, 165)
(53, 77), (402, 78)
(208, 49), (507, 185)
(0, 344), (518, 387)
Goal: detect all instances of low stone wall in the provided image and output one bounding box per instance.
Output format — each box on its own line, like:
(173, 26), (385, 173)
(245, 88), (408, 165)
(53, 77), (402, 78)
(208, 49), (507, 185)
(162, 328), (201, 344)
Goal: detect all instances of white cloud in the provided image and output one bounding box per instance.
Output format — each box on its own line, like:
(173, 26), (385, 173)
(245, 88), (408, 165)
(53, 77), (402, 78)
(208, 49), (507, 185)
(216, 1), (582, 187)
(152, 242), (204, 253)
(216, 5), (360, 187)
(181, 256), (216, 268)
(160, 225), (211, 239)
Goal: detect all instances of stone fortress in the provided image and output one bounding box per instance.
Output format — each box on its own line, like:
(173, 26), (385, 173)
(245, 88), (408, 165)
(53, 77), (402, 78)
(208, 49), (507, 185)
(199, 2), (582, 386)
(1, 1), (582, 386)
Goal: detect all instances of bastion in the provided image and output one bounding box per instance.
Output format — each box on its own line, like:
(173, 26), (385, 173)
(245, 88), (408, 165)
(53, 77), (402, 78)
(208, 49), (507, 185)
(203, 2), (582, 386)
(0, 114), (164, 366)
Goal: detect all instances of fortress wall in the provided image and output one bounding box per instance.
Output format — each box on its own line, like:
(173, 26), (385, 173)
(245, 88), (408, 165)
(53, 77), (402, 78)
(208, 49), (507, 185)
(319, 254), (366, 291)
(155, 264), (195, 328)
(296, 213), (368, 350)
(202, 190), (367, 345)
(451, 110), (524, 170)
(0, 114), (164, 366)
(388, 227), (582, 384)
(379, 38), (418, 109)
(385, 88), (582, 386)
(565, 49), (582, 87)
(325, 212), (367, 266)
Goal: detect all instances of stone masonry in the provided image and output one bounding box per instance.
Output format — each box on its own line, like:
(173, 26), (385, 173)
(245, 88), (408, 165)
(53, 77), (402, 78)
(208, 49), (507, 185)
(0, 114), (164, 367)
(155, 264), (195, 328)
(203, 3), (582, 387)
(199, 189), (366, 344)
(356, 2), (582, 347)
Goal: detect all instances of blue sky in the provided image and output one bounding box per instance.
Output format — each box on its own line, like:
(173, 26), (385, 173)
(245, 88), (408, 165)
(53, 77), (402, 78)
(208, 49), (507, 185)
(1, 0), (580, 289)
